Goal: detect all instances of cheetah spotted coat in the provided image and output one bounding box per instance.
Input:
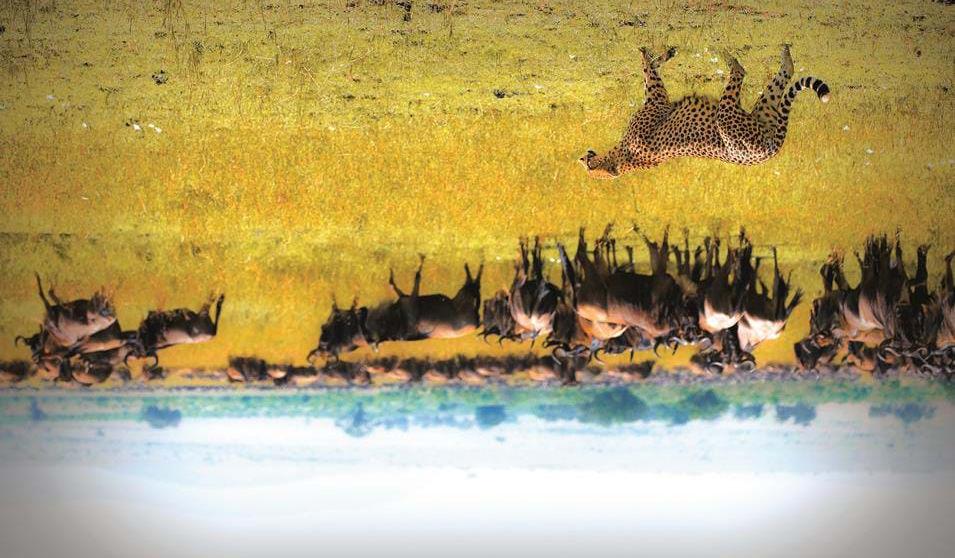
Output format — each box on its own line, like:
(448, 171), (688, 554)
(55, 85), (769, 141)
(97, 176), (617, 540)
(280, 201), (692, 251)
(582, 46), (830, 179)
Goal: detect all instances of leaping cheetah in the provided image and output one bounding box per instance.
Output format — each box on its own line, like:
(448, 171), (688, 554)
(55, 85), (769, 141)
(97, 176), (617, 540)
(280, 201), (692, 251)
(581, 45), (830, 179)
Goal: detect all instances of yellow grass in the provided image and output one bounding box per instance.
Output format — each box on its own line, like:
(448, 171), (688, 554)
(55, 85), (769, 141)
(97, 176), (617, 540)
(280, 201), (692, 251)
(0, 0), (953, 369)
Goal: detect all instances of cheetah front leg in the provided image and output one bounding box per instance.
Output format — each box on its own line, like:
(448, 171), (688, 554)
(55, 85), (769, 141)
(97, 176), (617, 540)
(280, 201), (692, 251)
(752, 44), (794, 126)
(580, 47), (675, 177)
(640, 46), (676, 106)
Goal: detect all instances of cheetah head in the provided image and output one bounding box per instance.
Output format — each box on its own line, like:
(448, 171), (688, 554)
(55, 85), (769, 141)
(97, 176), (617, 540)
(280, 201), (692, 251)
(579, 149), (620, 179)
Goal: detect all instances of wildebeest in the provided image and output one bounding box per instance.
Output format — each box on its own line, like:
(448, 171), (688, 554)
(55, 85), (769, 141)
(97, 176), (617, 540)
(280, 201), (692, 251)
(482, 237), (562, 344)
(598, 327), (655, 361)
(309, 256), (482, 360)
(65, 321), (142, 385)
(16, 287), (222, 384)
(675, 232), (801, 372)
(679, 233), (753, 370)
(889, 249), (955, 375)
(551, 227), (801, 373)
(15, 326), (71, 381)
(553, 227), (701, 362)
(794, 234), (929, 371)
(18, 318), (143, 386)
(34, 273), (116, 347)
(930, 253), (955, 360)
(226, 356), (271, 383)
(0, 361), (32, 383)
(933, 252), (955, 350)
(134, 294), (226, 377)
(71, 345), (138, 385)
(736, 248), (803, 353)
(544, 300), (595, 356)
(549, 228), (625, 358)
(16, 276), (124, 383)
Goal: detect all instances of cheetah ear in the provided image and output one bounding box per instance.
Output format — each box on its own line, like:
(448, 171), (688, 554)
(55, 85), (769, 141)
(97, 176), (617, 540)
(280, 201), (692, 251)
(587, 150), (597, 157)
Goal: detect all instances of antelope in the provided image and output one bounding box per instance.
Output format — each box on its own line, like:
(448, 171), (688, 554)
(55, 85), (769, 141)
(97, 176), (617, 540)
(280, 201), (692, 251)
(736, 247), (803, 353)
(135, 294), (225, 376)
(795, 235), (909, 369)
(34, 273), (116, 347)
(906, 251), (955, 374)
(556, 227), (698, 359)
(64, 322), (141, 385)
(15, 327), (70, 381)
(482, 237), (561, 344)
(309, 256), (482, 360)
(71, 345), (138, 385)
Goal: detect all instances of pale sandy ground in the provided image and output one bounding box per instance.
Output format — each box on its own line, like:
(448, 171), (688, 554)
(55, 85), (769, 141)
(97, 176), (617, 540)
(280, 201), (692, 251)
(1, 404), (953, 558)
(1, 467), (953, 558)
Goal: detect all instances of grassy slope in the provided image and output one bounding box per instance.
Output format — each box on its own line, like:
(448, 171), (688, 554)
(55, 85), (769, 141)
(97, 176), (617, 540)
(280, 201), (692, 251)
(1, 0), (953, 247)
(0, 0), (953, 367)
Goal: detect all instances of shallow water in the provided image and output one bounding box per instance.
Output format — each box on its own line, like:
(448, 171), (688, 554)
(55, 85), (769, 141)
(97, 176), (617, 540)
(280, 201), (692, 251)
(0, 383), (953, 557)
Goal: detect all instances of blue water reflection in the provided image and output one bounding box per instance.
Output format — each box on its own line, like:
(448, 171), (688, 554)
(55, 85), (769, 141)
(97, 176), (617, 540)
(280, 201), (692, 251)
(1, 381), (953, 558)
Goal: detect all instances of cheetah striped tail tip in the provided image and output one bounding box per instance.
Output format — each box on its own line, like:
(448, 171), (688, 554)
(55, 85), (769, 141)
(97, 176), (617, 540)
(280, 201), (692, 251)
(819, 86), (831, 104)
(795, 76), (831, 103)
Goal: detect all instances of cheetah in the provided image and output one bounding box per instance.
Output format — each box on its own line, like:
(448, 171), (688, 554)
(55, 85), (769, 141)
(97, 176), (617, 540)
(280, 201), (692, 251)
(581, 45), (830, 179)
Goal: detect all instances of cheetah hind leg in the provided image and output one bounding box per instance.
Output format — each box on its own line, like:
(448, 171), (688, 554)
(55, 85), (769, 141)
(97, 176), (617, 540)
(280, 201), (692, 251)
(719, 49), (745, 78)
(780, 43), (794, 78)
(753, 44), (794, 122)
(716, 50), (764, 161)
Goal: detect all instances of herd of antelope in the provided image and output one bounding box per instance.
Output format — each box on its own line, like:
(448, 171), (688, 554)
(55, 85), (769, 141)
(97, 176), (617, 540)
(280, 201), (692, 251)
(4, 230), (953, 386)
(8, 274), (224, 385)
(795, 236), (954, 375)
(309, 227), (953, 381)
(311, 227), (802, 375)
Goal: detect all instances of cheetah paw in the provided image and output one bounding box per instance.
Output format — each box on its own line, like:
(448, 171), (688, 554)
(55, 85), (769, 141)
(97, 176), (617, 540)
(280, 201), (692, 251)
(719, 49), (744, 74)
(780, 44), (794, 75)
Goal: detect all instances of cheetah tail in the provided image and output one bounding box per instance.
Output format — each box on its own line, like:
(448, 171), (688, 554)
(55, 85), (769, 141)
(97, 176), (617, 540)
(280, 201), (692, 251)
(782, 77), (830, 112)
